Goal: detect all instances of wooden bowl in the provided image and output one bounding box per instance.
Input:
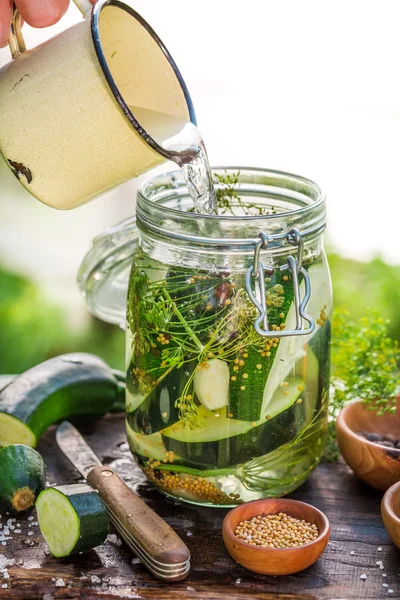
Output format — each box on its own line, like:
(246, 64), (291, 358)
(382, 481), (400, 549)
(336, 398), (400, 491)
(222, 498), (330, 575)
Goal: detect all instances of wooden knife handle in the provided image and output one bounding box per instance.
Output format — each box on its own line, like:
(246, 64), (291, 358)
(87, 466), (190, 578)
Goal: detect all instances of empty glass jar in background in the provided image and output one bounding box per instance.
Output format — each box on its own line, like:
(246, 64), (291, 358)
(79, 168), (332, 507)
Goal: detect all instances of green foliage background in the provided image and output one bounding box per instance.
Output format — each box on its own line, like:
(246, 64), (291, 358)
(1, 254), (399, 375)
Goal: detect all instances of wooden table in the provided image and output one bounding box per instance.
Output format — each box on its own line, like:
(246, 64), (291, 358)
(1, 414), (399, 600)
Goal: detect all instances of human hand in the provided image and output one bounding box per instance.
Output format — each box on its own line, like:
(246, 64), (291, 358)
(0, 0), (95, 49)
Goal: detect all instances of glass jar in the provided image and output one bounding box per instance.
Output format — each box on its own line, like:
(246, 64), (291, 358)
(79, 167), (331, 507)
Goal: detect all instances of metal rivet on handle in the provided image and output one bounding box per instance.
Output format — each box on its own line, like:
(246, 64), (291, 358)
(101, 470), (114, 477)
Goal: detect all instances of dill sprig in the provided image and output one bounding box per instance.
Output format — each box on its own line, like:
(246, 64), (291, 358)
(213, 170), (276, 216)
(325, 308), (400, 460)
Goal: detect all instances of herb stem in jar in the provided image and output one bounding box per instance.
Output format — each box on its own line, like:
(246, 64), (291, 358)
(154, 463), (235, 478)
(162, 288), (204, 352)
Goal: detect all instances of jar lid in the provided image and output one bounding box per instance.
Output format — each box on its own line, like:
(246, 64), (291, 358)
(78, 216), (138, 326)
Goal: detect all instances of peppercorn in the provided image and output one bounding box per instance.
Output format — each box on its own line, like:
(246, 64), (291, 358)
(234, 512), (319, 548)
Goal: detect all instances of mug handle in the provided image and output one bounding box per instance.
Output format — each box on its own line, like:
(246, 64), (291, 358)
(8, 0), (93, 58)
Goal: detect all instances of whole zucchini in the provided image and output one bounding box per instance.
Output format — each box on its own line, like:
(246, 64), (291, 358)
(0, 353), (125, 447)
(0, 444), (46, 512)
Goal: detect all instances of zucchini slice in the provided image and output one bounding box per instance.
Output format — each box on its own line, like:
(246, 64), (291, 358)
(126, 421), (169, 461)
(0, 444), (46, 512)
(194, 359), (230, 411)
(228, 269), (295, 422)
(229, 261), (328, 422)
(163, 378), (304, 467)
(36, 484), (109, 557)
(0, 353), (125, 447)
(126, 361), (196, 435)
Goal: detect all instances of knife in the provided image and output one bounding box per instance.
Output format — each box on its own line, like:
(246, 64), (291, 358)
(56, 421), (190, 581)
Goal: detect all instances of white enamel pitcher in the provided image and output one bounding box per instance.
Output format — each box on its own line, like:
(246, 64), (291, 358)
(0, 0), (196, 209)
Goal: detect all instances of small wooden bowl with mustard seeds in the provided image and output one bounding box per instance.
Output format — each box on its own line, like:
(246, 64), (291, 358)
(222, 498), (330, 575)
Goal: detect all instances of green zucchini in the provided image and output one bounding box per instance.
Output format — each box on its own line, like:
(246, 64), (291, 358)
(126, 421), (169, 460)
(163, 378), (304, 467)
(0, 353), (125, 448)
(0, 375), (16, 393)
(0, 444), (46, 512)
(229, 261), (327, 422)
(228, 269), (295, 422)
(36, 484), (109, 558)
(126, 361), (196, 435)
(194, 358), (230, 410)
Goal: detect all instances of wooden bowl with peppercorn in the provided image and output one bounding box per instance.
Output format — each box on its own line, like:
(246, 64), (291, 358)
(336, 398), (400, 491)
(222, 498), (330, 575)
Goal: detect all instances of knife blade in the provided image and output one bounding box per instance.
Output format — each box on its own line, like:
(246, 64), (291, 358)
(56, 421), (190, 581)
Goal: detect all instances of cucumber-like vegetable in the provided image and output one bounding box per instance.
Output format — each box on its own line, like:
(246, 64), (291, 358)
(0, 444), (46, 512)
(36, 484), (109, 557)
(0, 353), (125, 448)
(194, 359), (229, 411)
(126, 361), (196, 435)
(262, 263), (329, 416)
(126, 351), (168, 413)
(229, 269), (295, 422)
(126, 421), (169, 461)
(163, 378), (304, 467)
(229, 262), (327, 422)
(0, 376), (16, 393)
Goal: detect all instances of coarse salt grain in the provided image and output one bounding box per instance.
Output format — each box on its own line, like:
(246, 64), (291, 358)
(28, 532), (33, 536)
(28, 517), (34, 521)
(377, 547), (383, 552)
(55, 578), (65, 587)
(236, 579), (241, 584)
(383, 573), (387, 577)
(388, 590), (393, 594)
(350, 551), (355, 555)
(360, 574), (367, 580)
(383, 583), (388, 588)
(1, 584), (7, 589)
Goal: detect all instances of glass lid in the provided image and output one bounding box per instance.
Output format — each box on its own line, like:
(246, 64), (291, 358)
(78, 215), (138, 326)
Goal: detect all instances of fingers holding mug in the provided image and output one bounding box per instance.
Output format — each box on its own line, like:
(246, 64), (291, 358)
(0, 0), (12, 48)
(14, 0), (69, 28)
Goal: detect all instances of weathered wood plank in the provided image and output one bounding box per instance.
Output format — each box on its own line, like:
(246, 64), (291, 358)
(0, 414), (399, 599)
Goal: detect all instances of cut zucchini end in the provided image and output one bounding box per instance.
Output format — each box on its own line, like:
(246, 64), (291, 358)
(0, 413), (36, 448)
(36, 488), (80, 558)
(11, 487), (36, 512)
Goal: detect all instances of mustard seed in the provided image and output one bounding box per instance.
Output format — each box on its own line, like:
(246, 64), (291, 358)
(234, 512), (319, 549)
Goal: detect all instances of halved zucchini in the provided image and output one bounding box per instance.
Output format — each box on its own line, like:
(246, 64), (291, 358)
(0, 353), (124, 447)
(36, 484), (109, 557)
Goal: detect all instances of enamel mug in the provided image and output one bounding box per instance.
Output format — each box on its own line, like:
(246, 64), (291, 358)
(0, 0), (196, 209)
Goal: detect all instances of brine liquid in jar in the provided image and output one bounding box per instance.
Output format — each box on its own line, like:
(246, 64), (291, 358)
(125, 241), (331, 506)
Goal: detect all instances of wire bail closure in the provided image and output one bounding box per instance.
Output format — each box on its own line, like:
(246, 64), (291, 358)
(245, 228), (315, 338)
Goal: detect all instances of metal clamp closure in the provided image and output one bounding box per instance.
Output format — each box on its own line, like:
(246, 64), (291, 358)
(245, 228), (315, 338)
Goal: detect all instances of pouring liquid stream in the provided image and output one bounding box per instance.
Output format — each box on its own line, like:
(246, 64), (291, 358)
(130, 106), (217, 215)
